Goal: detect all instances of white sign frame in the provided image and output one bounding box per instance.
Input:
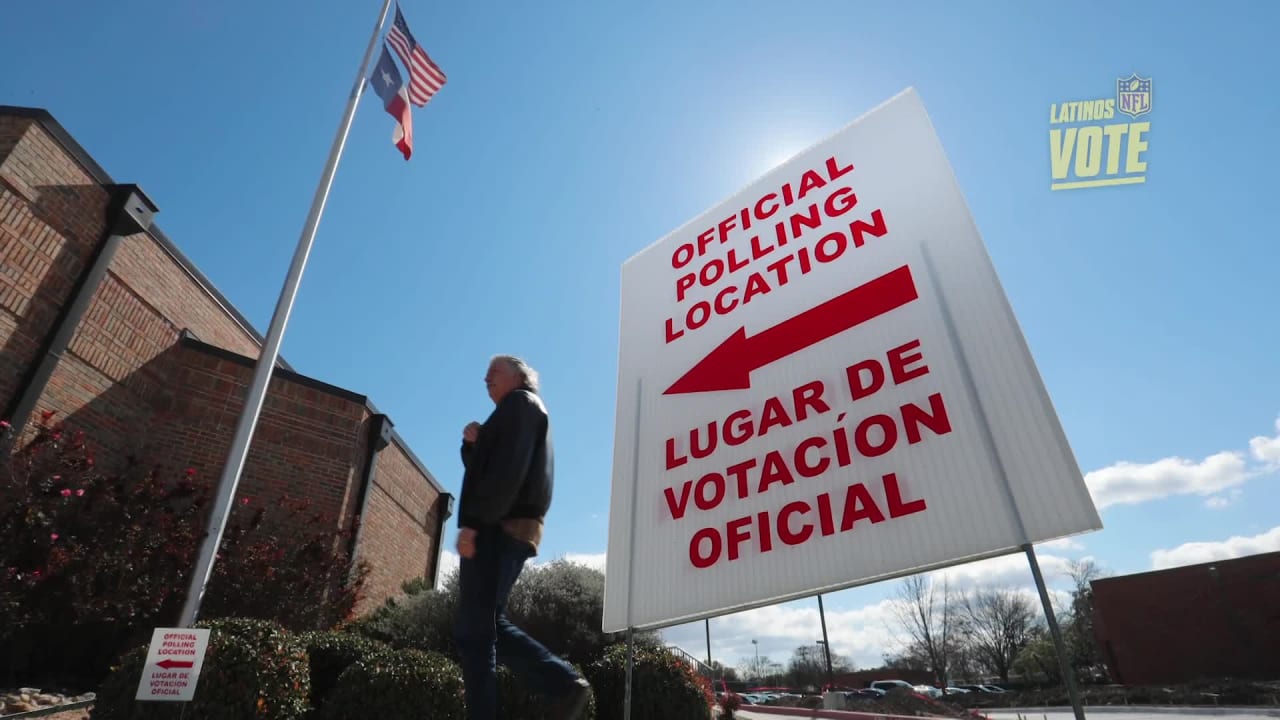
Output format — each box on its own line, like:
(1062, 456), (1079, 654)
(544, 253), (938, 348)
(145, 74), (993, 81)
(603, 88), (1101, 634)
(135, 627), (211, 702)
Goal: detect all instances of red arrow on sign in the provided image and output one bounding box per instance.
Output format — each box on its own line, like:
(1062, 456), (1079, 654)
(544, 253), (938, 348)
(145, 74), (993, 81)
(157, 658), (195, 670)
(664, 264), (919, 395)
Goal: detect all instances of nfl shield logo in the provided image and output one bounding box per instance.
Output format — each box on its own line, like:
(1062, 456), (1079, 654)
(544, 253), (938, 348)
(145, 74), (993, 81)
(1116, 74), (1152, 118)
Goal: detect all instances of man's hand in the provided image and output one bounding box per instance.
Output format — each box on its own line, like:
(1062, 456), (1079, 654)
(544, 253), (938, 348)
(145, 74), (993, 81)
(462, 421), (482, 444)
(456, 527), (478, 559)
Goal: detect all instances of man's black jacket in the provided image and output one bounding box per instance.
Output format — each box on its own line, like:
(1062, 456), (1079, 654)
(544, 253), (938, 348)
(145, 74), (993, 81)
(458, 387), (554, 529)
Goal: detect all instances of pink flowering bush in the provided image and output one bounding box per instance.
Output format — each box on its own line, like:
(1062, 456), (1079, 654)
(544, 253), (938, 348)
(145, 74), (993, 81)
(0, 415), (369, 686)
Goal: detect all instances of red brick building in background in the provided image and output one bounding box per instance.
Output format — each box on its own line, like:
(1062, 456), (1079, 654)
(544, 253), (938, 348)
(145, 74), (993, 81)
(1091, 551), (1280, 685)
(0, 105), (452, 613)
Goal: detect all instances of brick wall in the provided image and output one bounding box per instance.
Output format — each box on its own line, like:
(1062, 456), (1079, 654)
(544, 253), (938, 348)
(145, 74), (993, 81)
(354, 437), (445, 613)
(148, 340), (370, 539)
(0, 114), (261, 447)
(0, 116), (108, 245)
(0, 106), (451, 610)
(1091, 551), (1280, 685)
(109, 229), (260, 358)
(0, 116), (105, 415)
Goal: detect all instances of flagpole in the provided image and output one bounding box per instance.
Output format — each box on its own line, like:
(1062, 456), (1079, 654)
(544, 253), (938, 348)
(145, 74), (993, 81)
(177, 0), (395, 628)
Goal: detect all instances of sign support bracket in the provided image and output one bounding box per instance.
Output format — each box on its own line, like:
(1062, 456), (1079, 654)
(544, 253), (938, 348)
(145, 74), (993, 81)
(624, 628), (635, 720)
(623, 379), (643, 720)
(919, 243), (1086, 720)
(1024, 542), (1087, 720)
(817, 593), (834, 687)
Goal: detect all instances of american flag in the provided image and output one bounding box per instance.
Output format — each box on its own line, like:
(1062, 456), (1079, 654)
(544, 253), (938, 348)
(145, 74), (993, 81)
(386, 4), (446, 107)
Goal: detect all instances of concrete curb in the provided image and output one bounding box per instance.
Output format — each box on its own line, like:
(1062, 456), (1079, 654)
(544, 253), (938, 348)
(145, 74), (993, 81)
(985, 708), (1280, 718)
(736, 705), (961, 720)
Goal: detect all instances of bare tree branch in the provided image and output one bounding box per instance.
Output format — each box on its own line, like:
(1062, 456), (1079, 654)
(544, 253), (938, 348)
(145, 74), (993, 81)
(892, 574), (959, 687)
(961, 587), (1039, 682)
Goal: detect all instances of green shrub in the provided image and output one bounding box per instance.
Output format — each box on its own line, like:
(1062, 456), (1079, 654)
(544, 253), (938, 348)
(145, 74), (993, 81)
(349, 560), (660, 667)
(317, 648), (463, 720)
(344, 571), (459, 658)
(92, 618), (310, 720)
(587, 643), (712, 720)
(504, 560), (616, 666)
(197, 617), (290, 648)
(299, 630), (389, 707)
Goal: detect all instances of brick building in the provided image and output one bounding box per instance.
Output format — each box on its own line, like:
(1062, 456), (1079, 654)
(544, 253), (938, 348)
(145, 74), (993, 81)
(1091, 551), (1280, 685)
(0, 105), (452, 613)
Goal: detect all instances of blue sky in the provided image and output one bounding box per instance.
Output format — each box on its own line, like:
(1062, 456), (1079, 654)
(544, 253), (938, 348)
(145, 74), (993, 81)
(4, 0), (1278, 670)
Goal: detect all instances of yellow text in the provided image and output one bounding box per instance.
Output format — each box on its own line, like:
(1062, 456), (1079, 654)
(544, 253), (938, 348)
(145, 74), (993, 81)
(1048, 122), (1149, 190)
(1049, 99), (1116, 124)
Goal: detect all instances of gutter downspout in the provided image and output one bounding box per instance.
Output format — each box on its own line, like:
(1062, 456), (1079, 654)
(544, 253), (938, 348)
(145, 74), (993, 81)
(349, 413), (393, 573)
(1, 184), (157, 443)
(347, 414), (454, 592)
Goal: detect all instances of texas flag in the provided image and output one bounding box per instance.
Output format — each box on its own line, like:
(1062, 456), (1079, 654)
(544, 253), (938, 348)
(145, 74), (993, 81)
(369, 43), (413, 160)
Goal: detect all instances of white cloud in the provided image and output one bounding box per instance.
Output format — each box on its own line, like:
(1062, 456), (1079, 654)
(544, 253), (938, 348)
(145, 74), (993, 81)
(555, 552), (608, 572)
(659, 577), (1076, 673)
(434, 548), (607, 588)
(926, 551), (1078, 591)
(1250, 417), (1280, 467)
(1205, 488), (1243, 510)
(435, 549), (460, 589)
(1085, 451), (1249, 509)
(1150, 526), (1280, 570)
(661, 597), (902, 671)
(1083, 415), (1280, 510)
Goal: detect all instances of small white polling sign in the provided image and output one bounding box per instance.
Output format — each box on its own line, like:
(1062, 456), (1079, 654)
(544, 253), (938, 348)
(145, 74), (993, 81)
(135, 627), (210, 702)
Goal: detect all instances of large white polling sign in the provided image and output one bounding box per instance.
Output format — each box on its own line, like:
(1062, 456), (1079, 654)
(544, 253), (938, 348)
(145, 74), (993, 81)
(602, 88), (1102, 633)
(135, 627), (210, 702)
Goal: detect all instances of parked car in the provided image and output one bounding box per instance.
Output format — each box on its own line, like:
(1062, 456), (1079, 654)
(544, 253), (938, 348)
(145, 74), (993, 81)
(913, 684), (944, 698)
(869, 679), (915, 693)
(955, 683), (1008, 694)
(845, 689), (887, 701)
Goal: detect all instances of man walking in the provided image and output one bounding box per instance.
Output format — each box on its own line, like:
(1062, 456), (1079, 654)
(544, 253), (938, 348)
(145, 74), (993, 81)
(454, 355), (592, 720)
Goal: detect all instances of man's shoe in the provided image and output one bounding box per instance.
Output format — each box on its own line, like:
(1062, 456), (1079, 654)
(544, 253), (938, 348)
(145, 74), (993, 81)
(548, 677), (591, 720)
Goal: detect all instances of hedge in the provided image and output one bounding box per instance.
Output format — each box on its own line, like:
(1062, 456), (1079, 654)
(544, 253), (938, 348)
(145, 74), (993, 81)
(316, 648), (464, 720)
(92, 619), (309, 720)
(298, 630), (389, 708)
(587, 643), (712, 720)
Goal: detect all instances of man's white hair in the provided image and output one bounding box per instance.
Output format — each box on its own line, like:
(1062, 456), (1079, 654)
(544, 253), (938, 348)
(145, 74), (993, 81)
(492, 354), (539, 392)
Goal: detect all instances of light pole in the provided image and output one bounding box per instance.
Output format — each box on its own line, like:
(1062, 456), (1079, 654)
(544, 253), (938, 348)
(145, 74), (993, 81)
(752, 639), (759, 681)
(816, 640), (834, 688)
(706, 618), (712, 667)
(817, 594), (834, 686)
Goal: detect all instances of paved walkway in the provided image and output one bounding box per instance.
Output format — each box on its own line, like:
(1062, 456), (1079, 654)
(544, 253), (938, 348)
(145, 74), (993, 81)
(985, 709), (1280, 720)
(736, 707), (1280, 720)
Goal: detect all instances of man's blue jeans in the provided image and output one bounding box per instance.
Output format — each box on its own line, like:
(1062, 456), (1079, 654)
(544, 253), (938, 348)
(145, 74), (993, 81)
(454, 525), (580, 720)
